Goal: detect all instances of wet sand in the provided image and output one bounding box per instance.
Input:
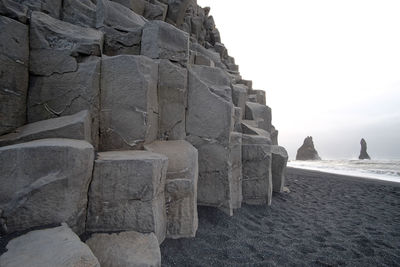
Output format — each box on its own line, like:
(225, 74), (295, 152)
(161, 167), (400, 266)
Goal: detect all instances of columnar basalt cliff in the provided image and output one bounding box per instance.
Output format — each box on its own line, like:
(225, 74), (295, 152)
(0, 0), (288, 265)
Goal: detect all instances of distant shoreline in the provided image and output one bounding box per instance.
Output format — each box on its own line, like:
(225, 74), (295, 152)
(287, 167), (400, 187)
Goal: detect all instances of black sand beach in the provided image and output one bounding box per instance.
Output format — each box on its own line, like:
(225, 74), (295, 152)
(161, 167), (400, 266)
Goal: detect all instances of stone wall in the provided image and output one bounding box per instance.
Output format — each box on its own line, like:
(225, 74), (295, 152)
(0, 0), (288, 265)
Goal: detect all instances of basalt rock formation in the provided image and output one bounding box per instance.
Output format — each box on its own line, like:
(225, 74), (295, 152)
(296, 136), (321, 160)
(359, 138), (371, 160)
(0, 0), (288, 265)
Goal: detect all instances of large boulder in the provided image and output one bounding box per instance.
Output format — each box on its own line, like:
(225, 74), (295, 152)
(145, 140), (198, 239)
(100, 55), (158, 151)
(242, 134), (272, 206)
(186, 65), (235, 215)
(141, 20), (189, 65)
(0, 110), (91, 147)
(0, 139), (94, 234)
(0, 223), (100, 267)
(296, 136), (321, 160)
(29, 11), (103, 76)
(86, 231), (161, 267)
(27, 58), (101, 149)
(271, 145), (288, 193)
(0, 15), (29, 136)
(245, 102), (272, 133)
(359, 138), (371, 160)
(87, 151), (168, 244)
(158, 59), (187, 140)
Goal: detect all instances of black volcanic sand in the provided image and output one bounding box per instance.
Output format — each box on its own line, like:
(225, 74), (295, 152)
(161, 168), (400, 266)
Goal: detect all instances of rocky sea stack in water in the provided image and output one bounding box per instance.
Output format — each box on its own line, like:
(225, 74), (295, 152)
(359, 138), (371, 160)
(296, 136), (321, 160)
(0, 0), (288, 265)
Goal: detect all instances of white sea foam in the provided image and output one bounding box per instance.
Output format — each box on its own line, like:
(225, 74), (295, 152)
(287, 159), (400, 183)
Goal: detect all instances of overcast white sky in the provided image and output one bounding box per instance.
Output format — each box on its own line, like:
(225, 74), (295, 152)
(198, 0), (400, 160)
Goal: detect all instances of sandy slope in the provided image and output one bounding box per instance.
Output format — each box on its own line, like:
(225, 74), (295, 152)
(161, 167), (400, 266)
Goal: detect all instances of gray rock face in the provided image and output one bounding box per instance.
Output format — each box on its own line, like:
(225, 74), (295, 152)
(0, 0), (28, 24)
(241, 120), (271, 138)
(0, 139), (94, 234)
(190, 65), (232, 102)
(145, 140), (198, 238)
(248, 89), (266, 105)
(28, 58), (101, 149)
(87, 151), (168, 244)
(190, 42), (224, 69)
(9, 0), (62, 20)
(232, 84), (248, 118)
(271, 125), (279, 145)
(97, 0), (146, 56)
(271, 145), (288, 193)
(100, 55), (158, 151)
(194, 52), (215, 67)
(141, 20), (189, 65)
(230, 132), (242, 209)
(0, 110), (91, 147)
(186, 66), (233, 141)
(158, 59), (187, 140)
(359, 138), (371, 160)
(111, 0), (146, 16)
(62, 0), (97, 28)
(296, 136), (321, 160)
(238, 79), (252, 89)
(0, 15), (29, 136)
(102, 25), (143, 56)
(165, 0), (196, 27)
(97, 0), (146, 29)
(86, 231), (161, 267)
(233, 107), (242, 133)
(29, 11), (103, 76)
(144, 0), (167, 21)
(242, 134), (272, 206)
(0, 223), (100, 267)
(186, 66), (235, 215)
(186, 135), (234, 215)
(245, 102), (272, 133)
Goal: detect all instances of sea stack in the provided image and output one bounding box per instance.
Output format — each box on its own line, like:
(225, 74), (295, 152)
(296, 136), (321, 160)
(359, 138), (371, 160)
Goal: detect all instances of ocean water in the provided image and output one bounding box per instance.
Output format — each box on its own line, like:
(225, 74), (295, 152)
(287, 159), (400, 183)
